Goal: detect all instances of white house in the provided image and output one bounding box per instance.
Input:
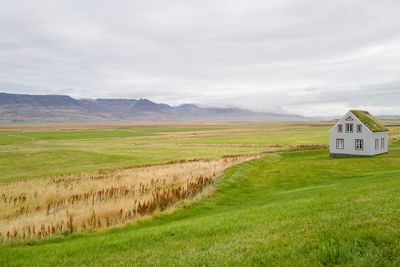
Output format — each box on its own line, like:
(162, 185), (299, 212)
(329, 110), (389, 157)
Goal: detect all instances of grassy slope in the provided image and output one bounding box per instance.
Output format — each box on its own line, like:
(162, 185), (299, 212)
(1, 148), (399, 266)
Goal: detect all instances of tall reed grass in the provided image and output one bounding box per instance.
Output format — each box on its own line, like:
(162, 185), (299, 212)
(0, 155), (261, 241)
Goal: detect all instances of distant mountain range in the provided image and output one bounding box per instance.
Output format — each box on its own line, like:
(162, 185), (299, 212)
(0, 92), (307, 123)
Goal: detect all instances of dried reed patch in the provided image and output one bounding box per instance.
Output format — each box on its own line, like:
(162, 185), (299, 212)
(0, 155), (261, 241)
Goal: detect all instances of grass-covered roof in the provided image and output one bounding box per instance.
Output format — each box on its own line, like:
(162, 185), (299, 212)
(350, 110), (389, 132)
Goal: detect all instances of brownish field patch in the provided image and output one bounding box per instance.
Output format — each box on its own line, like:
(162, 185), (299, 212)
(0, 121), (335, 132)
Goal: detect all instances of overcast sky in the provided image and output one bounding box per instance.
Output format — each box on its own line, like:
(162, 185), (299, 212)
(1, 0), (400, 116)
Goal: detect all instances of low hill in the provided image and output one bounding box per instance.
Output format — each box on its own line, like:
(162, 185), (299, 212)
(1, 148), (399, 265)
(0, 92), (306, 123)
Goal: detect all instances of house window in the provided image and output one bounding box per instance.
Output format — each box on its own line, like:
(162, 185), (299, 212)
(356, 124), (362, 133)
(346, 123), (353, 133)
(345, 116), (354, 121)
(336, 139), (344, 149)
(375, 139), (379, 150)
(381, 138), (385, 149)
(337, 124), (343, 133)
(355, 139), (363, 150)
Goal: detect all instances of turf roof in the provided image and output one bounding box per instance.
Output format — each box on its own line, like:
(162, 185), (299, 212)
(350, 110), (389, 132)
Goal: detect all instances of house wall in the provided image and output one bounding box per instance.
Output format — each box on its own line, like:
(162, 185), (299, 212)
(369, 131), (389, 155)
(329, 111), (388, 156)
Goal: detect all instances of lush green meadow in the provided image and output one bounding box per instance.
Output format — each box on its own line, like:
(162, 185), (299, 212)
(0, 122), (330, 182)
(1, 146), (400, 266)
(0, 122), (399, 266)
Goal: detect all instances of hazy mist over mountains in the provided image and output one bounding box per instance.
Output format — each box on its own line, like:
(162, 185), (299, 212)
(0, 93), (307, 123)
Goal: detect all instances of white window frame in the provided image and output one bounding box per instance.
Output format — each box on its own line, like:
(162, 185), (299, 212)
(355, 139), (363, 150)
(336, 138), (344, 149)
(346, 123), (353, 133)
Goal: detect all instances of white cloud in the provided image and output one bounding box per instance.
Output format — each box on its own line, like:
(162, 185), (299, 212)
(1, 0), (400, 116)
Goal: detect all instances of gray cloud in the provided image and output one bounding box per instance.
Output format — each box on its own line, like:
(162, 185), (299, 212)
(1, 0), (400, 116)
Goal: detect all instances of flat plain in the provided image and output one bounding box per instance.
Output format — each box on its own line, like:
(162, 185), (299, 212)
(0, 121), (399, 266)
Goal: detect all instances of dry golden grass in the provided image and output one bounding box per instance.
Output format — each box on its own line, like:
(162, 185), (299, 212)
(0, 155), (261, 241)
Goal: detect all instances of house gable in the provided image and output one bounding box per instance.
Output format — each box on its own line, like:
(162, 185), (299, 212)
(329, 110), (389, 134)
(329, 111), (370, 134)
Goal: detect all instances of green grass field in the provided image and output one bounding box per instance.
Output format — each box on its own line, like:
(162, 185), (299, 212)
(1, 122), (399, 266)
(0, 134), (31, 145)
(12, 130), (159, 140)
(0, 144), (272, 182)
(1, 149), (400, 266)
(0, 123), (330, 182)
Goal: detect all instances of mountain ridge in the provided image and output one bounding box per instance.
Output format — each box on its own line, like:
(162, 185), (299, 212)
(0, 92), (307, 123)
